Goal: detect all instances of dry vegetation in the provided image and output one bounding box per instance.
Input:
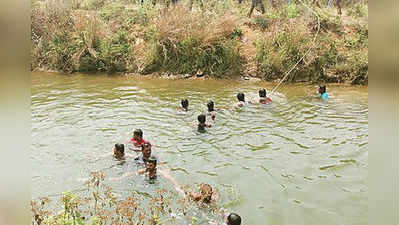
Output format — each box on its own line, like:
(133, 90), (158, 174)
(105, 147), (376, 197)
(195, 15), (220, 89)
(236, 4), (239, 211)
(31, 0), (368, 84)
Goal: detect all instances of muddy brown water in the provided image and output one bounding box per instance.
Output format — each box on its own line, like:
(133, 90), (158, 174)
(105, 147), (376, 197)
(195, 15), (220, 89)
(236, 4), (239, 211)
(31, 72), (368, 225)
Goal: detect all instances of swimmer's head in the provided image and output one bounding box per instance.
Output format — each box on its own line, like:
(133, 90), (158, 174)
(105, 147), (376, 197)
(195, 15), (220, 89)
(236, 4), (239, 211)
(146, 156), (157, 170)
(207, 100), (215, 112)
(237, 93), (245, 102)
(181, 99), (189, 110)
(114, 143), (125, 157)
(199, 183), (213, 203)
(227, 213), (241, 225)
(133, 129), (143, 140)
(198, 114), (206, 124)
(318, 85), (326, 94)
(259, 89), (266, 97)
(142, 142), (152, 159)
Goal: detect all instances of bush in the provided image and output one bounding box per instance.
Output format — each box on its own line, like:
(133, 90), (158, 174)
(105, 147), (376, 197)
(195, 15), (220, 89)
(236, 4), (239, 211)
(256, 25), (311, 81)
(309, 9), (344, 35)
(285, 3), (302, 19)
(31, 172), (176, 225)
(346, 3), (368, 18)
(143, 6), (242, 76)
(253, 16), (270, 31)
(97, 31), (136, 73)
(145, 38), (241, 76)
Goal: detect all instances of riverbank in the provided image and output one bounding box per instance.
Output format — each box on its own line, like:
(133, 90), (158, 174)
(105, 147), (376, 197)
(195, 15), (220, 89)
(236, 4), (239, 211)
(31, 0), (368, 85)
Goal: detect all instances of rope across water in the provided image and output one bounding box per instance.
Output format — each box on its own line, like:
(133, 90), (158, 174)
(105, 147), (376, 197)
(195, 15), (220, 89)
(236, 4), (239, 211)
(270, 0), (321, 95)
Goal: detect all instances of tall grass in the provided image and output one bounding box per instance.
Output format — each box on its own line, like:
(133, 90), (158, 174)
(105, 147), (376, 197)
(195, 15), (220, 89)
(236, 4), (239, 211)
(143, 6), (243, 76)
(31, 0), (368, 84)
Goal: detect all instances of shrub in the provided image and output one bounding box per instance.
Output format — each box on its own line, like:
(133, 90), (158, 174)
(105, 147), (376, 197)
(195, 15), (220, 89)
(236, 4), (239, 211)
(285, 3), (302, 19)
(346, 2), (368, 18)
(254, 16), (270, 31)
(309, 9), (344, 35)
(96, 30), (136, 73)
(143, 6), (242, 76)
(256, 25), (311, 81)
(31, 172), (175, 225)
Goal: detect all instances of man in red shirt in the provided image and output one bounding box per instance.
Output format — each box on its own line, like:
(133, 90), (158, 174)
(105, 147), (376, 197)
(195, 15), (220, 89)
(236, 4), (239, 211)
(129, 129), (148, 151)
(259, 89), (272, 104)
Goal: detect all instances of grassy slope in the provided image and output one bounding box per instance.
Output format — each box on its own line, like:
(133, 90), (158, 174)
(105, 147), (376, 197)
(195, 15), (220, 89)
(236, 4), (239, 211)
(31, 0), (368, 84)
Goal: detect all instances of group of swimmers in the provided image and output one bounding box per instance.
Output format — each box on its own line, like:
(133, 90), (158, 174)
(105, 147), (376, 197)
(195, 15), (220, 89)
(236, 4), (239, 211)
(109, 85), (329, 224)
(188, 85), (327, 132)
(181, 88), (274, 133)
(111, 129), (241, 224)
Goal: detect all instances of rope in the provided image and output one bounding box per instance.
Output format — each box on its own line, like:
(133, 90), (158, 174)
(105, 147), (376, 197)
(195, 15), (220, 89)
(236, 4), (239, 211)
(270, 0), (321, 95)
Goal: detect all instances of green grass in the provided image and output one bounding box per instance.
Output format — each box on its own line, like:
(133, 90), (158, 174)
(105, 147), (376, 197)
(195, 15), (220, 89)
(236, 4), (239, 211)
(31, 0), (368, 84)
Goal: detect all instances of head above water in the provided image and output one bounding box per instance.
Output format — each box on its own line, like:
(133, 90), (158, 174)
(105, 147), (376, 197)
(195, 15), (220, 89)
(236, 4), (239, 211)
(114, 143), (125, 156)
(133, 129), (143, 139)
(237, 93), (245, 102)
(259, 89), (267, 97)
(227, 213), (241, 225)
(198, 114), (206, 124)
(181, 99), (189, 109)
(142, 142), (152, 158)
(147, 156), (157, 167)
(318, 85), (326, 94)
(207, 100), (215, 112)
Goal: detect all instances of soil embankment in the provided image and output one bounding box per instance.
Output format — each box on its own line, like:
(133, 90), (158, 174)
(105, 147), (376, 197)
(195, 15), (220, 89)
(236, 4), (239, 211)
(31, 0), (368, 85)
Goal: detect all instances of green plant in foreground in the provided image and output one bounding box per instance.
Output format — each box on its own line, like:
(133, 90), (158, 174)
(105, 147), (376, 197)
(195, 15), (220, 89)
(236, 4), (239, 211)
(31, 172), (177, 225)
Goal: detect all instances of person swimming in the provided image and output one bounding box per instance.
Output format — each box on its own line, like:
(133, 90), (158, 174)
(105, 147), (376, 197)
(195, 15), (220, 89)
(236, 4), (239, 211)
(138, 156), (158, 180)
(318, 85), (329, 100)
(226, 213), (241, 225)
(258, 89), (272, 104)
(97, 143), (135, 161)
(129, 129), (148, 150)
(207, 100), (217, 120)
(134, 142), (152, 166)
(197, 114), (211, 132)
(180, 99), (189, 111)
(113, 143), (125, 159)
(110, 156), (186, 189)
(189, 183), (214, 204)
(234, 92), (251, 108)
(110, 156), (159, 181)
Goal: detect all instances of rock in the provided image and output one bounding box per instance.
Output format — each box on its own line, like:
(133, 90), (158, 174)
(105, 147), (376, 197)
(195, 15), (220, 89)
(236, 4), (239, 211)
(183, 74), (194, 79)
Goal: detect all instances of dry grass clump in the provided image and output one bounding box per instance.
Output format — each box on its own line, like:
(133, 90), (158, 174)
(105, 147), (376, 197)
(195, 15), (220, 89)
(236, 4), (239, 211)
(31, 0), (136, 73)
(31, 172), (176, 225)
(156, 5), (238, 45)
(31, 0), (368, 83)
(143, 5), (242, 76)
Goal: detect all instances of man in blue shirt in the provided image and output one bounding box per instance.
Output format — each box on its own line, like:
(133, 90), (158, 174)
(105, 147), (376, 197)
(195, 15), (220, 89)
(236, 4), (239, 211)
(318, 85), (329, 100)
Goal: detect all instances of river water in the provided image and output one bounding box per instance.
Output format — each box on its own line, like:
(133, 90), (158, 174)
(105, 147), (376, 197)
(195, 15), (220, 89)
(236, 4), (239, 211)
(31, 72), (368, 225)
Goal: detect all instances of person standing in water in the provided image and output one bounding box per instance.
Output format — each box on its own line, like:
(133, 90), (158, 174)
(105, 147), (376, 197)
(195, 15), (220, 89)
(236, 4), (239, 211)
(111, 156), (159, 181)
(128, 129), (149, 151)
(197, 114), (212, 132)
(318, 85), (329, 100)
(110, 156), (186, 193)
(97, 143), (135, 160)
(207, 100), (220, 121)
(258, 89), (272, 104)
(234, 92), (251, 109)
(138, 156), (158, 180)
(179, 99), (189, 112)
(134, 142), (153, 166)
